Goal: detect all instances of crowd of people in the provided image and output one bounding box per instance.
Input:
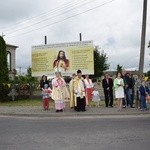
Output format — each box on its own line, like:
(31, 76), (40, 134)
(39, 70), (150, 112)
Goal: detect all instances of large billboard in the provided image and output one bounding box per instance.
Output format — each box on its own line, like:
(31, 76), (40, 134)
(31, 41), (94, 76)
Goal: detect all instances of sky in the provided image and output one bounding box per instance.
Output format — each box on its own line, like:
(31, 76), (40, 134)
(0, 0), (150, 74)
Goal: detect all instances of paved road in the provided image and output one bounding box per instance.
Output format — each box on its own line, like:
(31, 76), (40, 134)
(0, 115), (150, 150)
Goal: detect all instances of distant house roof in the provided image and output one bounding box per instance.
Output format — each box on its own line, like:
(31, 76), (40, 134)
(6, 44), (18, 48)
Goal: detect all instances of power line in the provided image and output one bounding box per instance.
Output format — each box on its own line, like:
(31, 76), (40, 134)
(0, 0), (74, 30)
(6, 0), (116, 38)
(5, 0), (98, 35)
(2, 0), (91, 32)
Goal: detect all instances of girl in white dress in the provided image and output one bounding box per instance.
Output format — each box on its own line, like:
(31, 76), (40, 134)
(114, 72), (124, 111)
(92, 85), (100, 107)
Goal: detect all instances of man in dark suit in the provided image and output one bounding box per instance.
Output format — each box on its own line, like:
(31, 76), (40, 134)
(102, 73), (114, 107)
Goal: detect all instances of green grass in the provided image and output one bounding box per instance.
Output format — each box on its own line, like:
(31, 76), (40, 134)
(0, 99), (117, 107)
(0, 99), (54, 107)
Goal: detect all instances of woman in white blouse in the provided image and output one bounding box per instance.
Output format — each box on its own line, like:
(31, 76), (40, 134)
(114, 72), (125, 111)
(84, 74), (94, 106)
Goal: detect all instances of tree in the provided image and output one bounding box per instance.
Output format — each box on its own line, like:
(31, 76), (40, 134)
(145, 70), (150, 78)
(0, 36), (10, 101)
(26, 66), (37, 83)
(12, 66), (37, 84)
(11, 67), (38, 100)
(92, 46), (109, 79)
(0, 36), (9, 82)
(147, 70), (150, 77)
(116, 64), (123, 73)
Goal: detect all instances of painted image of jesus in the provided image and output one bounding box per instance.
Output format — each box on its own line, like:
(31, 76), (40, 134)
(53, 50), (69, 72)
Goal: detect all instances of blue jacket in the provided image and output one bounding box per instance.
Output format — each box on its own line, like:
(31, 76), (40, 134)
(139, 85), (150, 96)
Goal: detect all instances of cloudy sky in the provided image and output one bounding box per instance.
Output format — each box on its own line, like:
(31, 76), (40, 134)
(0, 0), (150, 74)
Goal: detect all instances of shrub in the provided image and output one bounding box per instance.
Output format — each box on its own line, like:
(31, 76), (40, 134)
(0, 83), (11, 102)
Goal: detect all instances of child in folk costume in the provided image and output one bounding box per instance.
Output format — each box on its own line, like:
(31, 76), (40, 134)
(42, 84), (52, 110)
(84, 74), (94, 106)
(92, 85), (101, 107)
(51, 72), (69, 112)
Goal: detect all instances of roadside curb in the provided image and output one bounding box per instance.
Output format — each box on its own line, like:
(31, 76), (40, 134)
(0, 105), (150, 118)
(0, 111), (150, 118)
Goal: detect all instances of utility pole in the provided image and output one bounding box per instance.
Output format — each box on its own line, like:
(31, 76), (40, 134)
(139, 0), (147, 79)
(1, 32), (5, 37)
(44, 36), (47, 44)
(148, 41), (150, 67)
(148, 41), (150, 48)
(19, 67), (21, 75)
(79, 33), (82, 41)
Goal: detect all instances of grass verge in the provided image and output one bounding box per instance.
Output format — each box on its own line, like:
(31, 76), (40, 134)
(0, 99), (117, 107)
